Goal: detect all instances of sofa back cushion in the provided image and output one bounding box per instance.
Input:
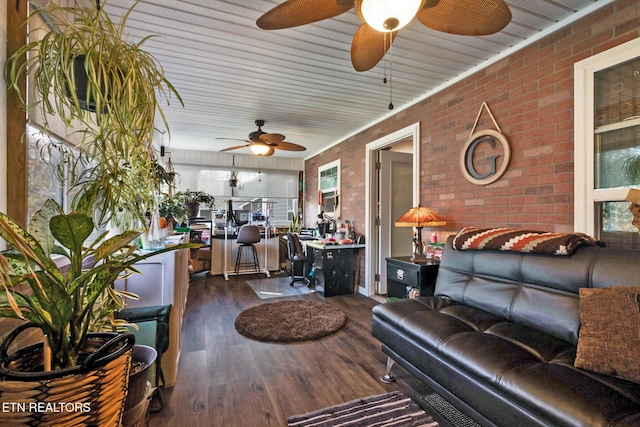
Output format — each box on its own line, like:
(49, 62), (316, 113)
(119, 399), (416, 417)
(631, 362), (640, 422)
(435, 236), (640, 345)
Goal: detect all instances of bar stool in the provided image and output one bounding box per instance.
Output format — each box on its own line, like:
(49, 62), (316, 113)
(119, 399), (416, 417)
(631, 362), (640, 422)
(235, 225), (261, 273)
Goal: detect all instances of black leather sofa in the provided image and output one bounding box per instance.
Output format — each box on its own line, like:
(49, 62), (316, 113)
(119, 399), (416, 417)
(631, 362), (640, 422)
(372, 235), (640, 427)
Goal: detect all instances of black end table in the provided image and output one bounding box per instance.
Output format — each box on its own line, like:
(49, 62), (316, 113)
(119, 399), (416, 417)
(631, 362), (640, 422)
(386, 256), (440, 298)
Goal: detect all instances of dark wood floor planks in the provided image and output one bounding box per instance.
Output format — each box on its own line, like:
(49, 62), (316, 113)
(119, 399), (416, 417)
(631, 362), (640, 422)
(149, 272), (427, 427)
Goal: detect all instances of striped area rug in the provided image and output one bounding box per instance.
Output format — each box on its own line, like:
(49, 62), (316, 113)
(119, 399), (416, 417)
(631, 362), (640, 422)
(287, 391), (438, 427)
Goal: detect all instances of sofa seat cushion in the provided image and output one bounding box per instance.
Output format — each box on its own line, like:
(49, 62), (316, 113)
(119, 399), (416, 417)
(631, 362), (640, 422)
(373, 297), (640, 426)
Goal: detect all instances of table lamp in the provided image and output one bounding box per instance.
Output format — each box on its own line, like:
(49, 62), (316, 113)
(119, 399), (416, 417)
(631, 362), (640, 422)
(395, 205), (446, 261)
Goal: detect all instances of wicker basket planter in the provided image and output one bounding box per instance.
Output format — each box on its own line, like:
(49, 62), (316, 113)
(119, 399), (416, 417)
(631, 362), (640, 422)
(0, 323), (135, 427)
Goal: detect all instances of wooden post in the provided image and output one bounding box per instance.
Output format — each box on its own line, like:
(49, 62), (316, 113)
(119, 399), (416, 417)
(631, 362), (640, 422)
(6, 0), (28, 226)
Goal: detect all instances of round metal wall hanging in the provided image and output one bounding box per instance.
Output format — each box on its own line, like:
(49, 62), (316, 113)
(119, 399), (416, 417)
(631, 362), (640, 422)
(460, 102), (511, 185)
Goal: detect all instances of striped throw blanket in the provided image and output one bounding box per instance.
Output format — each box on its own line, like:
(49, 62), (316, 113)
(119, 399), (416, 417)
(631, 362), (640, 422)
(452, 227), (603, 255)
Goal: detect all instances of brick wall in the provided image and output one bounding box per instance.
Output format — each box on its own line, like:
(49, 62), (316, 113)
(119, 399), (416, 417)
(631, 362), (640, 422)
(305, 0), (640, 239)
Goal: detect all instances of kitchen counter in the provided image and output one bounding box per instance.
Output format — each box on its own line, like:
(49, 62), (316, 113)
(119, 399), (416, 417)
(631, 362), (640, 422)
(212, 233), (278, 239)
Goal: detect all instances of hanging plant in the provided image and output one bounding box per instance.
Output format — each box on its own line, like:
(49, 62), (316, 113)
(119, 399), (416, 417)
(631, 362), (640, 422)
(5, 0), (183, 226)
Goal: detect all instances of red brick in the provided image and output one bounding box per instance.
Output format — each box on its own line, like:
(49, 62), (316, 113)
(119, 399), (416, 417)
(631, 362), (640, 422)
(305, 1), (636, 237)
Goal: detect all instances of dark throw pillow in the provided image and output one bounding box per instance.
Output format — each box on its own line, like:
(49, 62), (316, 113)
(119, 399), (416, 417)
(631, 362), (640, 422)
(575, 286), (640, 383)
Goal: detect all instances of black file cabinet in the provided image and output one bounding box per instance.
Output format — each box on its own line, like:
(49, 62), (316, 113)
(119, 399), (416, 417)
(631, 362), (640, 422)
(386, 257), (439, 298)
(313, 248), (354, 297)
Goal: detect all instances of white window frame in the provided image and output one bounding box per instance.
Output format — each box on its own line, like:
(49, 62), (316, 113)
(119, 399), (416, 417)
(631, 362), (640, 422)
(574, 37), (640, 235)
(318, 159), (341, 217)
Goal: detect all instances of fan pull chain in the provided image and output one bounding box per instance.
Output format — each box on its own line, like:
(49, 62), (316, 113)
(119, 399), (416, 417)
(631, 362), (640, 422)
(383, 33), (388, 84)
(388, 34), (394, 110)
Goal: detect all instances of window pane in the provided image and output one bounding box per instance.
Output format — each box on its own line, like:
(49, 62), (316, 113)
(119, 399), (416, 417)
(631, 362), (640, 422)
(320, 166), (338, 190)
(27, 127), (64, 221)
(597, 201), (640, 249)
(595, 57), (640, 127)
(172, 164), (299, 226)
(594, 125), (640, 189)
(321, 191), (337, 215)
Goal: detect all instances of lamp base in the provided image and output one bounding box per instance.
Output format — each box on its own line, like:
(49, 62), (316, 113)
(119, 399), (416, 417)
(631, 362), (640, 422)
(411, 226), (426, 262)
(411, 253), (429, 263)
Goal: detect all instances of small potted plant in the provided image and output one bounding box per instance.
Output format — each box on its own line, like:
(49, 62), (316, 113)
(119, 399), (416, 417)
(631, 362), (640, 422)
(289, 214), (302, 234)
(173, 190), (216, 218)
(159, 196), (189, 228)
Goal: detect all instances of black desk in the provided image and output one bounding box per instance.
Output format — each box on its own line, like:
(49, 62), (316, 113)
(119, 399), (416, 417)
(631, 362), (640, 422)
(304, 241), (366, 297)
(386, 257), (439, 298)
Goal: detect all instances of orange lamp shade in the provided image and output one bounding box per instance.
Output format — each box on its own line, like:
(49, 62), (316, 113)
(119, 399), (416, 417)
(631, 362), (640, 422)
(395, 205), (446, 227)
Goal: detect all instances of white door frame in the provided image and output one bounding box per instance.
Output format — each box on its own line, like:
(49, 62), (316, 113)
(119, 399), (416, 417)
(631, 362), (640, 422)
(379, 150), (413, 294)
(363, 122), (420, 296)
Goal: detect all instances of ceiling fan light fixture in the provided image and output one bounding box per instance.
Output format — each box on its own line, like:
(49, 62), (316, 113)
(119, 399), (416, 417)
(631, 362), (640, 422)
(250, 142), (273, 156)
(358, 0), (424, 32)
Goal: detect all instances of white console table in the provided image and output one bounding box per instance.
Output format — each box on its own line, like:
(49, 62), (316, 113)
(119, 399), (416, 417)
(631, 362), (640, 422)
(114, 247), (190, 387)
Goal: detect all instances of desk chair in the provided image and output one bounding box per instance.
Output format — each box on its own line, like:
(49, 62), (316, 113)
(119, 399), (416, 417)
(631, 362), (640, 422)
(286, 232), (312, 286)
(235, 225), (261, 273)
(116, 304), (171, 412)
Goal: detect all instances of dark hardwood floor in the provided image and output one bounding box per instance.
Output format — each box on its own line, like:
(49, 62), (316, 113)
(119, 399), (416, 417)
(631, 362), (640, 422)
(148, 271), (431, 427)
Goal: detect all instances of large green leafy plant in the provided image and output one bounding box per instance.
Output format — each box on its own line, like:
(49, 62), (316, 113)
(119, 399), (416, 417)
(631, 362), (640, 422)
(173, 190), (216, 208)
(0, 200), (196, 370)
(5, 0), (182, 227)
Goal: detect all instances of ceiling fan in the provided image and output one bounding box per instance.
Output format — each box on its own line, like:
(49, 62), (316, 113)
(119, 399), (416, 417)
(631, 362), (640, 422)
(257, 0), (512, 72)
(216, 120), (306, 156)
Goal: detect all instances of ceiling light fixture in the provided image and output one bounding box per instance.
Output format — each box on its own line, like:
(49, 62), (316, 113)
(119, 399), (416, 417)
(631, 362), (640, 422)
(357, 0), (425, 32)
(250, 142), (274, 156)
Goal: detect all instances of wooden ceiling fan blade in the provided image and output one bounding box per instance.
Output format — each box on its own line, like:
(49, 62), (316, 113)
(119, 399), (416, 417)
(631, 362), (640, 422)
(257, 0), (354, 30)
(259, 133), (286, 143)
(220, 144), (249, 152)
(274, 141), (307, 151)
(416, 0), (511, 36)
(351, 24), (397, 72)
(216, 138), (252, 143)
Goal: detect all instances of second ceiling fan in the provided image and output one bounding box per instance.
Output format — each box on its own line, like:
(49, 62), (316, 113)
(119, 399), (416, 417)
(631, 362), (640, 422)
(257, 0), (512, 72)
(217, 120), (306, 156)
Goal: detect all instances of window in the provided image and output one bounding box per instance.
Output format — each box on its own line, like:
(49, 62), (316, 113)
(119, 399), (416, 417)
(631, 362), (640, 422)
(26, 125), (90, 221)
(172, 164), (299, 226)
(574, 38), (640, 249)
(318, 159), (340, 217)
(27, 125), (109, 241)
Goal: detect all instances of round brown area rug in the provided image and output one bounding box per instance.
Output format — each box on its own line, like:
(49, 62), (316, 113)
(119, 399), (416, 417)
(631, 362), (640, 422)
(234, 300), (347, 342)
